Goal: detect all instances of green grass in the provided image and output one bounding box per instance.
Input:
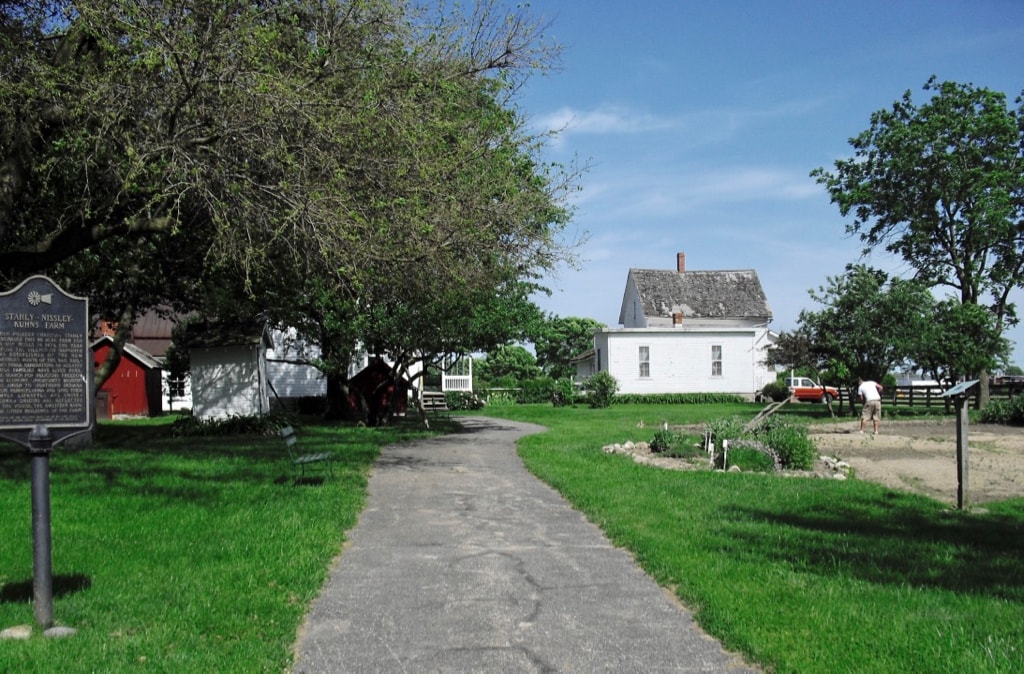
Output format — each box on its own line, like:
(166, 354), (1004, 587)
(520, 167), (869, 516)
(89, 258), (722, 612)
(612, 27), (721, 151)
(479, 403), (1024, 674)
(3, 403), (1020, 672)
(0, 415), (454, 672)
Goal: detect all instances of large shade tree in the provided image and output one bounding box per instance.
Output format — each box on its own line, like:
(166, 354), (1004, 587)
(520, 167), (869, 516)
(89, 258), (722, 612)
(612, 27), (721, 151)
(811, 78), (1024, 406)
(907, 298), (1009, 388)
(767, 265), (934, 411)
(529, 315), (604, 380)
(1, 0), (581, 408)
(769, 266), (1009, 413)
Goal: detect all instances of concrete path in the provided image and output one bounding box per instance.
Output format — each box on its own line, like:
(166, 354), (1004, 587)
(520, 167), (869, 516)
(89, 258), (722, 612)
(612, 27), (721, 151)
(292, 416), (757, 673)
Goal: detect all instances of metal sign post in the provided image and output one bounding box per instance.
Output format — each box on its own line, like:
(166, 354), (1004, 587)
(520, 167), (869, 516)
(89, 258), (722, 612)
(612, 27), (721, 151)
(0, 276), (92, 629)
(941, 380), (979, 511)
(29, 425), (54, 627)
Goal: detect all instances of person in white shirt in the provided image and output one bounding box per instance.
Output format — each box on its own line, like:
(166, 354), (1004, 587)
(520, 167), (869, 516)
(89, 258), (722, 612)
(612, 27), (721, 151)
(857, 377), (884, 435)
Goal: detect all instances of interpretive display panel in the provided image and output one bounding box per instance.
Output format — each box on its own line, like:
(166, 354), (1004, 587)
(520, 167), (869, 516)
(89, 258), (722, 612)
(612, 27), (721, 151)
(0, 276), (91, 434)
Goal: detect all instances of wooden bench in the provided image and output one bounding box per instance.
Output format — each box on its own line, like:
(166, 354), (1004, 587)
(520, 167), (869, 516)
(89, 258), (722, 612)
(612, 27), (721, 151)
(280, 425), (334, 479)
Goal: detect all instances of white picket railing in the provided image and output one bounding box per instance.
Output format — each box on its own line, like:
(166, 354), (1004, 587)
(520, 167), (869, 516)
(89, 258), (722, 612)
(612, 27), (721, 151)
(443, 374), (472, 391)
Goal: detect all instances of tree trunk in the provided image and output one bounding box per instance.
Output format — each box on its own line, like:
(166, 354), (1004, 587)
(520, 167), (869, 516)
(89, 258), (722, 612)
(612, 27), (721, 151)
(324, 372), (352, 421)
(93, 305), (136, 394)
(976, 369), (990, 410)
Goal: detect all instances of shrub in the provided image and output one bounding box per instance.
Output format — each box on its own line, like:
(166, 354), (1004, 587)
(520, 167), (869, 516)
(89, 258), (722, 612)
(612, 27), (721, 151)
(446, 391), (485, 411)
(485, 391), (517, 407)
(650, 430), (682, 453)
(171, 413), (292, 437)
(551, 378), (577, 407)
(614, 392), (747, 405)
(758, 417), (816, 470)
(518, 377), (556, 404)
(723, 440), (781, 472)
(650, 430), (705, 459)
(760, 380), (790, 402)
(703, 415), (815, 471)
(703, 416), (745, 444)
(583, 371), (618, 408)
(980, 396), (1024, 425)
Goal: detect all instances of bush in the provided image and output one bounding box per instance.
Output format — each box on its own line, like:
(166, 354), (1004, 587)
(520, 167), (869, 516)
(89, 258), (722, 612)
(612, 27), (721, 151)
(758, 417), (816, 470)
(703, 416), (745, 444)
(485, 391), (517, 407)
(649, 430), (705, 459)
(583, 371), (618, 408)
(980, 396), (1024, 425)
(723, 440), (781, 472)
(445, 391), (485, 411)
(551, 378), (577, 407)
(614, 392), (747, 405)
(651, 430), (681, 454)
(702, 415), (815, 471)
(171, 412), (291, 437)
(760, 380), (791, 402)
(518, 377), (556, 404)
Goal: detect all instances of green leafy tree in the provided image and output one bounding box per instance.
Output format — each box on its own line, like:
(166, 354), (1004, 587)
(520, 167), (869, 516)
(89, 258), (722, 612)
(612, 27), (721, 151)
(477, 345), (541, 385)
(812, 78), (1024, 407)
(908, 298), (1009, 387)
(768, 265), (933, 410)
(529, 315), (604, 380)
(1, 1), (583, 415)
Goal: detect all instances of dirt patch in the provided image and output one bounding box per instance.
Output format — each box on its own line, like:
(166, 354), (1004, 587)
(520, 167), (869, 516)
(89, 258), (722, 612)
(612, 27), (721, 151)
(807, 419), (1024, 506)
(610, 419), (1024, 507)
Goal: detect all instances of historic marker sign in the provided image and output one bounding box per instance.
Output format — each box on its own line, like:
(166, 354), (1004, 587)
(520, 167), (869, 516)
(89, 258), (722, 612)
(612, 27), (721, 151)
(0, 276), (91, 629)
(0, 275), (91, 444)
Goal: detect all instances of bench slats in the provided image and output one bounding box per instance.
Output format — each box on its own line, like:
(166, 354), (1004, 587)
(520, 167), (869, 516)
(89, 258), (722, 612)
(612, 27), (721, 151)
(280, 426), (334, 479)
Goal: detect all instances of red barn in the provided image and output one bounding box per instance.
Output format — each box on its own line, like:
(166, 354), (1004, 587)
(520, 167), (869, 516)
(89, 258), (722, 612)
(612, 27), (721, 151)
(92, 336), (163, 419)
(348, 358), (409, 424)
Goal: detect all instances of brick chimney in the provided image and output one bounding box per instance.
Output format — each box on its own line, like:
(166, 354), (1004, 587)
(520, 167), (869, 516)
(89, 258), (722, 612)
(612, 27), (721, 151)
(676, 252), (686, 273)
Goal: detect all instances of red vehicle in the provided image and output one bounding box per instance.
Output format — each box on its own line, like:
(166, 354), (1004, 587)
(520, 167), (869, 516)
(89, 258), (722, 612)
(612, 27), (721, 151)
(785, 377), (839, 404)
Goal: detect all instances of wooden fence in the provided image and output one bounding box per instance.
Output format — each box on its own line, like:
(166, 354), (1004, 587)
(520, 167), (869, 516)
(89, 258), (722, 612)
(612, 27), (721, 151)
(836, 383), (1023, 409)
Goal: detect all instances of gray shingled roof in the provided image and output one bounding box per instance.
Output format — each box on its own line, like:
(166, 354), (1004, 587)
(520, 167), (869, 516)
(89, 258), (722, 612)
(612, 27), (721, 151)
(628, 268), (772, 320)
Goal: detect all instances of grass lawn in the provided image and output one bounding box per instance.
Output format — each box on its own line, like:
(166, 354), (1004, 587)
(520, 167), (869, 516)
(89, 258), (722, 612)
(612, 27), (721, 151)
(0, 415), (455, 673)
(479, 402), (1024, 674)
(2, 402), (1020, 673)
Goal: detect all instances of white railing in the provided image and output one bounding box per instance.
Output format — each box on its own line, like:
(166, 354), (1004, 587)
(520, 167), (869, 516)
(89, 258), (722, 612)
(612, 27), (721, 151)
(442, 374), (472, 391)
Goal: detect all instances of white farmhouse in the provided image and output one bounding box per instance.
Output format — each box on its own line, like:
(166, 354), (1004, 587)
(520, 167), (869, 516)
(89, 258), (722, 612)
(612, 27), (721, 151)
(582, 252), (776, 399)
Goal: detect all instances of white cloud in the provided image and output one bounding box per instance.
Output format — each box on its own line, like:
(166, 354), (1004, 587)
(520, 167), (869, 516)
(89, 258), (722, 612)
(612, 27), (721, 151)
(571, 165), (821, 228)
(534, 105), (681, 137)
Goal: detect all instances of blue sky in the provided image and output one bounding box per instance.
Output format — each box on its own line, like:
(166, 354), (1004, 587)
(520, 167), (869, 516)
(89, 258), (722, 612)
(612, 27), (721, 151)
(516, 0), (1024, 367)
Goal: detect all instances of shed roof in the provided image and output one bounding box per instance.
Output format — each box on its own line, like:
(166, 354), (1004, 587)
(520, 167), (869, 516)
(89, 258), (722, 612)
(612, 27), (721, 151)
(91, 336), (162, 370)
(179, 320), (272, 349)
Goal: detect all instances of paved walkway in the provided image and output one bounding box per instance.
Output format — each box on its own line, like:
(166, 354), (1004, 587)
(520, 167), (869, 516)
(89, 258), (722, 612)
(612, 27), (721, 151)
(292, 416), (758, 673)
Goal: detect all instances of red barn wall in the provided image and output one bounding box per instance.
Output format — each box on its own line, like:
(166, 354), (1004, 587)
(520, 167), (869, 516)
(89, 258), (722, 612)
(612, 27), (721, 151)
(93, 344), (162, 418)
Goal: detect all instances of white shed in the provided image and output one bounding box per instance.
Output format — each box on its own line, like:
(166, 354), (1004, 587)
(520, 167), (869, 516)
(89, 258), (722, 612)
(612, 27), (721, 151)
(186, 322), (274, 421)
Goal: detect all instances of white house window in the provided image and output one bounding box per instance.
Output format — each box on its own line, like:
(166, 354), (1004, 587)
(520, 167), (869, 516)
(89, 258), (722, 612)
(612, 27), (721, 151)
(639, 346), (650, 378)
(168, 376), (187, 398)
(711, 345), (722, 377)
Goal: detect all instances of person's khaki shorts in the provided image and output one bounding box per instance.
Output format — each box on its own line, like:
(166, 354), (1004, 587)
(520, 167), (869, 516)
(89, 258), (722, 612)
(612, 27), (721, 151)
(861, 399), (882, 421)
